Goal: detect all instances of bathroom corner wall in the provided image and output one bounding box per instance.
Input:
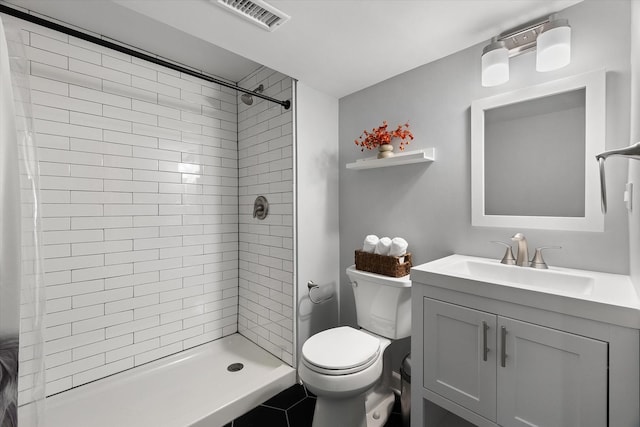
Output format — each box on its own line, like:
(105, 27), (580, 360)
(295, 82), (340, 364)
(630, 0), (640, 289)
(338, 0), (632, 326)
(11, 16), (240, 397)
(237, 67), (295, 365)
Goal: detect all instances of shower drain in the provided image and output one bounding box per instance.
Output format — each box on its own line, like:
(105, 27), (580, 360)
(227, 362), (244, 372)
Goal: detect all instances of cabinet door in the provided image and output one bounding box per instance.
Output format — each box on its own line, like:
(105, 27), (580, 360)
(423, 298), (497, 421)
(497, 317), (608, 427)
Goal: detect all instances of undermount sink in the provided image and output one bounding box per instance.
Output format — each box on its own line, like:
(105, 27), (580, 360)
(438, 257), (594, 296)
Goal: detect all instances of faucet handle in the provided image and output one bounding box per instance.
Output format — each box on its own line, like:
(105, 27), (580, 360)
(530, 246), (562, 269)
(491, 241), (516, 265)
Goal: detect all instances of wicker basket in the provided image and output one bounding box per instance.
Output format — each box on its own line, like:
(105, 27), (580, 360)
(354, 249), (412, 278)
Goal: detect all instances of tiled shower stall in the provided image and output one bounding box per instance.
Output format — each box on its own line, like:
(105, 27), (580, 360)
(14, 17), (294, 401)
(237, 70), (294, 365)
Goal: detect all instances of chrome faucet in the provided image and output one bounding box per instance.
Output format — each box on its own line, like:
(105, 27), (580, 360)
(511, 233), (529, 267)
(530, 246), (562, 269)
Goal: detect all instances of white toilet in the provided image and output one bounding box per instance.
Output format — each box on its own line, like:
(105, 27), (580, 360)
(299, 265), (412, 427)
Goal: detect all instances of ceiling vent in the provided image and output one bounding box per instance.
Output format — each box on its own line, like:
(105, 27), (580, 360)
(214, 0), (290, 31)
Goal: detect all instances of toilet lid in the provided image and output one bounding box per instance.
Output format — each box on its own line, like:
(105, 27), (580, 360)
(302, 326), (380, 370)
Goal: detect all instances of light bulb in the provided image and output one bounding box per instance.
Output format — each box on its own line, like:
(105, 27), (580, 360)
(536, 19), (571, 72)
(482, 41), (509, 87)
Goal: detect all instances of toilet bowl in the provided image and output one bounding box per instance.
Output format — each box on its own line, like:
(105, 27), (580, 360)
(300, 327), (391, 427)
(299, 266), (411, 427)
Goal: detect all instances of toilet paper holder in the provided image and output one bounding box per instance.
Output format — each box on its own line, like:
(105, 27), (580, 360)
(307, 280), (334, 304)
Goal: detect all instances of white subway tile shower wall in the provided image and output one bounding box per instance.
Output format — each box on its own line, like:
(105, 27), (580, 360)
(16, 20), (242, 397)
(237, 69), (294, 365)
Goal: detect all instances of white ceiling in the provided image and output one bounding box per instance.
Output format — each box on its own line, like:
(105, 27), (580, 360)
(4, 0), (582, 98)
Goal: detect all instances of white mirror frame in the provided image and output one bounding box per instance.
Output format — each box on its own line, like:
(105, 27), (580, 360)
(471, 70), (605, 231)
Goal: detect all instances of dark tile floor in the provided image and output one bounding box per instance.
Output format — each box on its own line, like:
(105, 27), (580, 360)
(224, 383), (404, 427)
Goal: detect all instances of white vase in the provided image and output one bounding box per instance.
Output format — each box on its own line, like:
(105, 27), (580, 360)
(377, 144), (394, 159)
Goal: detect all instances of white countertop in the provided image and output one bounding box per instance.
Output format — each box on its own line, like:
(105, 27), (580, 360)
(411, 254), (640, 329)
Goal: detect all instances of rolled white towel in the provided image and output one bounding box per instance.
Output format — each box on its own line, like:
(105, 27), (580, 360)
(389, 237), (408, 257)
(362, 235), (379, 253)
(374, 237), (392, 255)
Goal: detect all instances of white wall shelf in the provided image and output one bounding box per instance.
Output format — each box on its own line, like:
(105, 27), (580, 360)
(346, 148), (435, 170)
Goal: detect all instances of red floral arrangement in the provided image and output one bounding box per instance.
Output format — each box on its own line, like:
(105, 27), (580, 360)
(354, 121), (414, 152)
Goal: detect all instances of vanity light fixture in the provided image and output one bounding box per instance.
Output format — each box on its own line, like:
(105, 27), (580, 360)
(481, 15), (571, 87)
(536, 19), (572, 72)
(481, 39), (509, 87)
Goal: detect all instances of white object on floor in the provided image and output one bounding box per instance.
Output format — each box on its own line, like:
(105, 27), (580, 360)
(365, 388), (396, 427)
(18, 334), (295, 427)
(389, 237), (408, 257)
(374, 237), (392, 255)
(363, 235), (379, 253)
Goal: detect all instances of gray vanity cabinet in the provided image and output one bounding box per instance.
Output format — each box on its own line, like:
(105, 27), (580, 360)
(423, 299), (497, 421)
(496, 316), (607, 427)
(422, 297), (608, 427)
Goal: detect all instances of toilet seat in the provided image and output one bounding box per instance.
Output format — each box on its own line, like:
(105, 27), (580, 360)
(302, 326), (381, 376)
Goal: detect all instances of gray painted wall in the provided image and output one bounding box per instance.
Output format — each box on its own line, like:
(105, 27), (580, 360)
(339, 0), (632, 327)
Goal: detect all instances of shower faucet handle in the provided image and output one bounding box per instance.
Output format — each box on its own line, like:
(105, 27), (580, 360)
(253, 195), (269, 220)
(491, 241), (516, 265)
(530, 246), (562, 269)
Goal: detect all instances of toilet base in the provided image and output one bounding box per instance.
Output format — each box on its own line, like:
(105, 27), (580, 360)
(365, 388), (395, 427)
(311, 387), (395, 427)
(313, 393), (367, 427)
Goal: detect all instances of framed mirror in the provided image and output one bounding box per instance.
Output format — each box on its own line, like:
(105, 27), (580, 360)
(471, 70), (605, 231)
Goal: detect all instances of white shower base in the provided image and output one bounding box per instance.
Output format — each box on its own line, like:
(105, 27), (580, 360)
(19, 334), (295, 427)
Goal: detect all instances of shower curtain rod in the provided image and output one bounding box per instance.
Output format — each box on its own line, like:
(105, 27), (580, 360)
(0, 4), (292, 110)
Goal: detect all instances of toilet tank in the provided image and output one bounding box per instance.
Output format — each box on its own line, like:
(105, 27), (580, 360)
(346, 266), (411, 339)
